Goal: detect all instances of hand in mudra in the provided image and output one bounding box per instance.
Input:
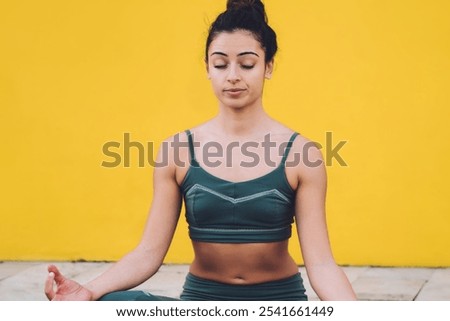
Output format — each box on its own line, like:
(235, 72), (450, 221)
(45, 264), (93, 301)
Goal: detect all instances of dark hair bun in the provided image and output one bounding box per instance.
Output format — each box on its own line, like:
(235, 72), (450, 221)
(226, 0), (267, 22)
(227, 0), (256, 10)
(206, 0), (277, 63)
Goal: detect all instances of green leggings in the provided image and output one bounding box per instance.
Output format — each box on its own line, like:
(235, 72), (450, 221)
(98, 272), (308, 301)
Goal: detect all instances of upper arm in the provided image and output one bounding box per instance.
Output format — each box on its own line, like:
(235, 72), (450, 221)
(136, 137), (183, 262)
(294, 141), (335, 268)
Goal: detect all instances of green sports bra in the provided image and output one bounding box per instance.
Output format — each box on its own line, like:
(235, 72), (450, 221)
(180, 130), (299, 243)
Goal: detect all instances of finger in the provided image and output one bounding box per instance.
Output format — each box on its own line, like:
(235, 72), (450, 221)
(47, 264), (65, 283)
(44, 272), (55, 300)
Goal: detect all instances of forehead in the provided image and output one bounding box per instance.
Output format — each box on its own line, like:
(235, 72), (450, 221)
(208, 30), (264, 56)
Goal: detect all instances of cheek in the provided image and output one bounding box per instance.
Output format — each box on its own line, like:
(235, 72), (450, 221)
(209, 78), (223, 94)
(248, 73), (265, 89)
(208, 68), (222, 81)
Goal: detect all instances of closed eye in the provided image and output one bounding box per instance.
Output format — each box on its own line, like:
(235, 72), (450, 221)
(213, 64), (255, 70)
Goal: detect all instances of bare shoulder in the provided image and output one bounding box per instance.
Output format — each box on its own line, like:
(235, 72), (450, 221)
(162, 130), (190, 144)
(154, 131), (192, 185)
(291, 133), (324, 161)
(288, 133), (327, 184)
(157, 130), (190, 161)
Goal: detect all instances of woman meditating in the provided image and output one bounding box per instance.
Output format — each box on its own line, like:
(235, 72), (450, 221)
(45, 0), (356, 301)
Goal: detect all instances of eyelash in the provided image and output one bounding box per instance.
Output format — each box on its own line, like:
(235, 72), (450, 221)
(214, 64), (255, 70)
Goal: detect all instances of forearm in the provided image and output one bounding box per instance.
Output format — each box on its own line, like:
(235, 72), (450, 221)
(83, 247), (163, 300)
(306, 263), (357, 301)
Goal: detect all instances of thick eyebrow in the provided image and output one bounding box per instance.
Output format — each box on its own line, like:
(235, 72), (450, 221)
(210, 51), (259, 57)
(238, 51), (259, 57)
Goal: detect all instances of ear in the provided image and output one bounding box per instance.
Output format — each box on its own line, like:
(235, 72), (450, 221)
(265, 59), (274, 79)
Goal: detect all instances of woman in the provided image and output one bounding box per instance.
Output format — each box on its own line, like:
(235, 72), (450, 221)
(45, 0), (356, 301)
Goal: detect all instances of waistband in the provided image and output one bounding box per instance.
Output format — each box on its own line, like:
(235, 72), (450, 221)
(180, 272), (308, 301)
(189, 225), (292, 243)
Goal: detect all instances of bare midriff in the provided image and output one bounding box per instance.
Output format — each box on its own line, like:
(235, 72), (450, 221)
(189, 240), (299, 285)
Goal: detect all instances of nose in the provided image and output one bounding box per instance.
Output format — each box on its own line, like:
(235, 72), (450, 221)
(226, 64), (241, 84)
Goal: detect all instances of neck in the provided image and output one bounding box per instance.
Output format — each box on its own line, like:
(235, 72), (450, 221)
(215, 100), (269, 138)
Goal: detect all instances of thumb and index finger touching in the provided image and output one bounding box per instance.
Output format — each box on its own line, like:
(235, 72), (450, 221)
(47, 264), (65, 283)
(44, 264), (65, 300)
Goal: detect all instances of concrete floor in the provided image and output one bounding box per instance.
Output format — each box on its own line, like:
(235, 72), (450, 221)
(0, 262), (449, 300)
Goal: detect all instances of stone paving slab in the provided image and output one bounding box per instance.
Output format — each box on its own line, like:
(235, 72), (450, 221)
(0, 262), (40, 281)
(0, 262), (448, 301)
(299, 266), (370, 301)
(415, 269), (450, 301)
(350, 267), (435, 301)
(340, 266), (370, 283)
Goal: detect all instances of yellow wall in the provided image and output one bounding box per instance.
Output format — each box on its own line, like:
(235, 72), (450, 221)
(1, 0), (449, 266)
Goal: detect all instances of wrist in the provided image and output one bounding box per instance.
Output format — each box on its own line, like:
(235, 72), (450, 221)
(83, 283), (100, 301)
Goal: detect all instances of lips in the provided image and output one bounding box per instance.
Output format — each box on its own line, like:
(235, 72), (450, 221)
(223, 88), (246, 98)
(224, 88), (246, 92)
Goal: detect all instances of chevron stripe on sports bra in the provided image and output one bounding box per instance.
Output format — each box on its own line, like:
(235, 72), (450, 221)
(180, 130), (299, 243)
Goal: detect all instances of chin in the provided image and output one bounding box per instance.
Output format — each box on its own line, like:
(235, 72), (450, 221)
(227, 102), (248, 109)
(220, 98), (256, 110)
